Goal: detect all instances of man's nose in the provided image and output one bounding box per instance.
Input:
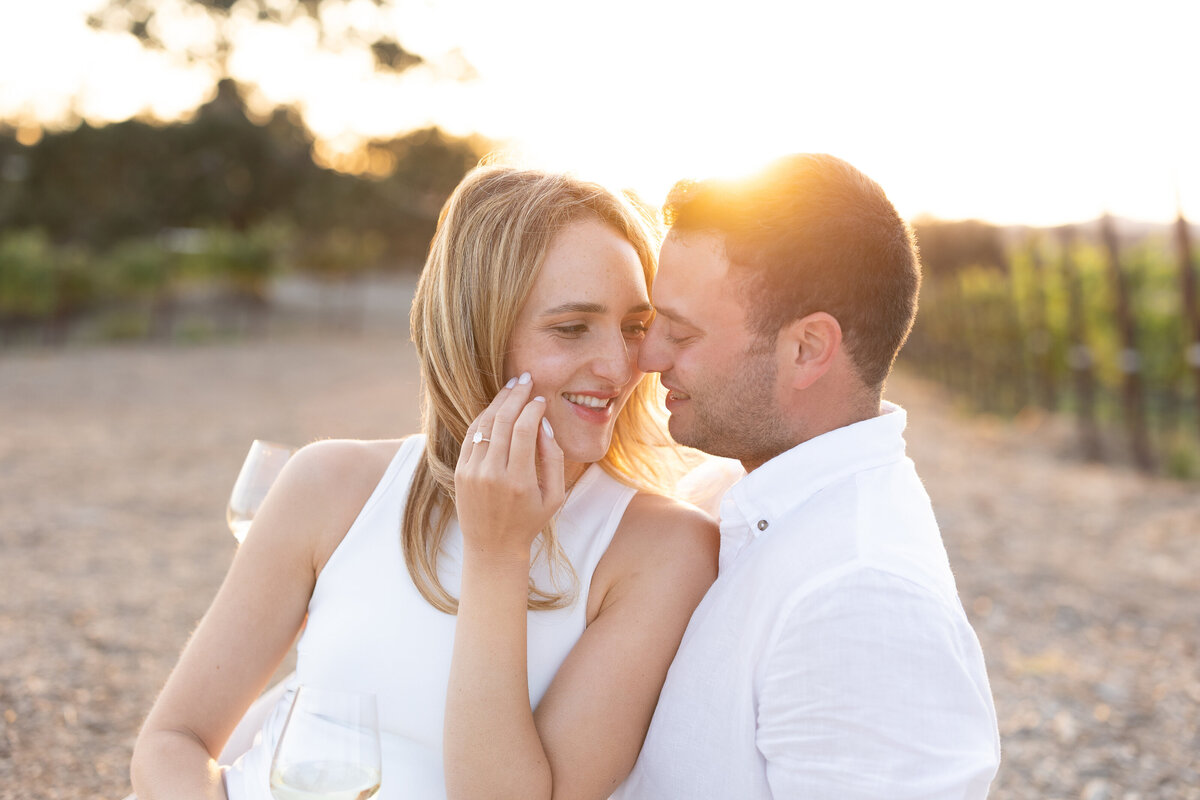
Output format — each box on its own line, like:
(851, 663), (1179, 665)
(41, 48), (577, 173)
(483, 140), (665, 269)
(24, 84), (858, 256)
(637, 318), (670, 375)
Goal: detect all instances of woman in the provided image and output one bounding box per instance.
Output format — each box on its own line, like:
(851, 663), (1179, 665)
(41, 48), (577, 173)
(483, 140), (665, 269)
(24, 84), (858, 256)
(130, 165), (719, 799)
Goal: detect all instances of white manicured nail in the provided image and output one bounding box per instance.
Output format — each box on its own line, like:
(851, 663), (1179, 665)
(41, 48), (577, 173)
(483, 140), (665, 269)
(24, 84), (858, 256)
(505, 377), (517, 389)
(533, 395), (545, 403)
(541, 418), (554, 437)
(518, 372), (531, 385)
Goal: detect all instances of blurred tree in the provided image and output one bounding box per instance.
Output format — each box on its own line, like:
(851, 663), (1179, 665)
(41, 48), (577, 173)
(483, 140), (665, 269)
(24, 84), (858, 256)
(0, 85), (488, 263)
(0, 0), (489, 339)
(86, 0), (430, 79)
(912, 218), (1008, 278)
(3, 80), (314, 243)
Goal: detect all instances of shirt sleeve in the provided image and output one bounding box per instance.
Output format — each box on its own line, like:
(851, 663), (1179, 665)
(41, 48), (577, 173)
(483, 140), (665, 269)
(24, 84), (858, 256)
(756, 568), (1000, 800)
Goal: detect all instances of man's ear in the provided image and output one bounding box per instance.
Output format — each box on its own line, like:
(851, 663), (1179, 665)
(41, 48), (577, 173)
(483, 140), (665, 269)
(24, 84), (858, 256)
(776, 311), (842, 391)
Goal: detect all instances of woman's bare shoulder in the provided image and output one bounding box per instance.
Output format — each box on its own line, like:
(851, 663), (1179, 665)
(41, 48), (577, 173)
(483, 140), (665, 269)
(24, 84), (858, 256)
(606, 492), (719, 578)
(271, 438), (412, 565)
(587, 490), (718, 623)
(625, 491), (717, 548)
(289, 437), (409, 479)
(279, 438), (408, 501)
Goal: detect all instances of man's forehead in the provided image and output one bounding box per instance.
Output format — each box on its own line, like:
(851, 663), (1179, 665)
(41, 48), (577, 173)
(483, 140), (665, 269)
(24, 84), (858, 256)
(655, 230), (746, 325)
(663, 229), (727, 256)
(660, 230), (730, 275)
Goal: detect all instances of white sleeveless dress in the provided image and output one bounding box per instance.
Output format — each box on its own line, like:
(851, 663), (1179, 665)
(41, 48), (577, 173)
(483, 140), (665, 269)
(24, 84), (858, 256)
(223, 435), (636, 800)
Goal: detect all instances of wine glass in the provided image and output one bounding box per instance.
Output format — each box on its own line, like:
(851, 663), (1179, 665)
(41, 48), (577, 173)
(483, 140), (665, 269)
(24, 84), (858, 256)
(227, 439), (295, 543)
(269, 685), (382, 800)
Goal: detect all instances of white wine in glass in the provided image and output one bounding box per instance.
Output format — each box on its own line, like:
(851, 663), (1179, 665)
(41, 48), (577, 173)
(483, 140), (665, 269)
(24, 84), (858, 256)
(227, 439), (295, 543)
(269, 686), (382, 800)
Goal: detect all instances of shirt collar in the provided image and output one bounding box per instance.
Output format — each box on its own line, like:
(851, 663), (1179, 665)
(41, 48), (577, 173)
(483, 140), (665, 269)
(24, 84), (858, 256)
(720, 401), (910, 539)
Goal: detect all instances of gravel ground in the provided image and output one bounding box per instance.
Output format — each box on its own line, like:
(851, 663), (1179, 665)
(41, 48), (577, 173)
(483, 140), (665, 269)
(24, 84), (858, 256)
(1, 329), (1197, 800)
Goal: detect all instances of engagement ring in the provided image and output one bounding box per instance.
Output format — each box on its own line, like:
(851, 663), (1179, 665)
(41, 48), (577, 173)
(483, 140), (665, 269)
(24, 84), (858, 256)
(472, 431), (490, 444)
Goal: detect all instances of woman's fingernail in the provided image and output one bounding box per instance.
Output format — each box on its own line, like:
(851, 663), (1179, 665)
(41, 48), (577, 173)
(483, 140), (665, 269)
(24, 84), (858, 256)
(541, 418), (554, 437)
(505, 376), (517, 389)
(518, 372), (531, 385)
(533, 395), (545, 403)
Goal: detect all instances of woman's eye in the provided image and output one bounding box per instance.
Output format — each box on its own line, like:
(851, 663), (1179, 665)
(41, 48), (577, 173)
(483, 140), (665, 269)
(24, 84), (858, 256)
(665, 332), (694, 345)
(552, 324), (587, 336)
(623, 322), (649, 338)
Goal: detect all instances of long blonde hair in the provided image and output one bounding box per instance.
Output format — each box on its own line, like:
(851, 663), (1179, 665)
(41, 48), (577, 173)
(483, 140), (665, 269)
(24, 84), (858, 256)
(406, 164), (674, 613)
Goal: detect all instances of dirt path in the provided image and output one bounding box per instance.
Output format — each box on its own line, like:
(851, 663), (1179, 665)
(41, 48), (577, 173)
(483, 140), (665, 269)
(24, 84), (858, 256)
(1, 332), (1197, 799)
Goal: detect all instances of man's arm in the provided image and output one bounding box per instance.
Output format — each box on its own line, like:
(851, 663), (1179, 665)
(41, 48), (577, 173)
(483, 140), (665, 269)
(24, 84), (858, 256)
(757, 568), (1000, 800)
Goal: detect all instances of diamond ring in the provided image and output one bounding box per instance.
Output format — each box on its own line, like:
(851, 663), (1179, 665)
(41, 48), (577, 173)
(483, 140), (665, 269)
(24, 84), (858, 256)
(472, 431), (490, 445)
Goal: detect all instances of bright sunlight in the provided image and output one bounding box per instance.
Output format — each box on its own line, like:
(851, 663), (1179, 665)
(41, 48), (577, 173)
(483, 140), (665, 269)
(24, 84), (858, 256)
(0, 0), (1196, 224)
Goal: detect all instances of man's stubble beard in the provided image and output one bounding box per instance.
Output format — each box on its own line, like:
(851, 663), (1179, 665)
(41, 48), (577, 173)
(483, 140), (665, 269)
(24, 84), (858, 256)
(670, 345), (792, 468)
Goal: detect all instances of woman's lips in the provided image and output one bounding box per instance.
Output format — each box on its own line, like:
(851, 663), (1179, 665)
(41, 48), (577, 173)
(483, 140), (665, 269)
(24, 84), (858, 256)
(562, 392), (612, 409)
(562, 391), (617, 423)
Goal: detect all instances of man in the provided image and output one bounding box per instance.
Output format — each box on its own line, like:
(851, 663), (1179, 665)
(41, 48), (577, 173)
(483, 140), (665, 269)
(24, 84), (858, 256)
(616, 154), (1000, 798)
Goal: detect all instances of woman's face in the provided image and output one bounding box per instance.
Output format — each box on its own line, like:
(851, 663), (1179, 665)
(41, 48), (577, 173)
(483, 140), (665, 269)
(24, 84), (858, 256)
(504, 216), (653, 474)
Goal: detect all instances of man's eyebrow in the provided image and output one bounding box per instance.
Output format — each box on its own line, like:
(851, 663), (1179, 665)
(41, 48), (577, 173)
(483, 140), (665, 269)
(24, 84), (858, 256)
(652, 305), (701, 329)
(541, 301), (654, 316)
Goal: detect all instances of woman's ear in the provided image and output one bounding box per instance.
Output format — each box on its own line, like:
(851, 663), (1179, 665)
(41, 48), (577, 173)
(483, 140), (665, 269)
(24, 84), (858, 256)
(776, 311), (842, 391)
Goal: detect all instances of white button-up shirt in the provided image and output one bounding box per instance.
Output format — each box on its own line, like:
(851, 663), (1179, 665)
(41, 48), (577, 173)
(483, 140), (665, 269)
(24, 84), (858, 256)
(615, 402), (1000, 799)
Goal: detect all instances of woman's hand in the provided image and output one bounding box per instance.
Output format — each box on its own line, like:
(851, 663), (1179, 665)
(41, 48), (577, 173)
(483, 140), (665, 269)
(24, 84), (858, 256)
(454, 372), (565, 561)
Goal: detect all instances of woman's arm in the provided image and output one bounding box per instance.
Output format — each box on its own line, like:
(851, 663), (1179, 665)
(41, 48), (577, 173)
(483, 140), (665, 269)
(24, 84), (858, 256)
(130, 440), (395, 800)
(444, 377), (718, 800)
(532, 493), (717, 798)
(444, 375), (565, 798)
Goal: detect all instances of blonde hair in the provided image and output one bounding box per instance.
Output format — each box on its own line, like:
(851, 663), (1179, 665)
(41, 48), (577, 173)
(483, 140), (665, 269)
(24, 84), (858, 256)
(406, 164), (675, 614)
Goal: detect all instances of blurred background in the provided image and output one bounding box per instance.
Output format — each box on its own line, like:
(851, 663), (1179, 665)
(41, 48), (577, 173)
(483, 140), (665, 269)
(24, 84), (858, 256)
(1, 1), (1198, 798)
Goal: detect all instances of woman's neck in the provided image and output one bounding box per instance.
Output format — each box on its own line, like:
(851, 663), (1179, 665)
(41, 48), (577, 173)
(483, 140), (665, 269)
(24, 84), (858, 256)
(563, 461), (589, 492)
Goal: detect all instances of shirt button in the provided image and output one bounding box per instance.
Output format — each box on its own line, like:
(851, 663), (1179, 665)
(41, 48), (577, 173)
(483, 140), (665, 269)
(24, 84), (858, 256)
(757, 519), (769, 531)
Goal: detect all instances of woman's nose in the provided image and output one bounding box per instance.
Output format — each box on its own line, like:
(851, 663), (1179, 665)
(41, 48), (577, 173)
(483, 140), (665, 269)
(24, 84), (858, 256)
(593, 329), (636, 385)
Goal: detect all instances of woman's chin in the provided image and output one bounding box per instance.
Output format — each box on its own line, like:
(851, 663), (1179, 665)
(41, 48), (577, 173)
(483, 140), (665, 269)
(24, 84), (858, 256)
(557, 438), (611, 471)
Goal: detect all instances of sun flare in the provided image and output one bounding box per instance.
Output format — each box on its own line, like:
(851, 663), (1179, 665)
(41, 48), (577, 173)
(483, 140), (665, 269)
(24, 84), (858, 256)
(0, 0), (1196, 226)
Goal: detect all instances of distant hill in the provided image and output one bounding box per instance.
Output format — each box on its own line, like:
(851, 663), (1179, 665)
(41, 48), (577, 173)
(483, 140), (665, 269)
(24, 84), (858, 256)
(996, 216), (1199, 247)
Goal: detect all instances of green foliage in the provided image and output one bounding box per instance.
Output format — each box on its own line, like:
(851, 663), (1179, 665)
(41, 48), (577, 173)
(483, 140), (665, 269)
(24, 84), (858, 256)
(180, 224), (279, 298)
(0, 78), (491, 341)
(97, 238), (176, 301)
(2, 225), (293, 338)
(1, 0), (490, 343)
(0, 230), (94, 324)
(0, 230), (56, 320)
(1164, 432), (1200, 480)
(903, 229), (1200, 476)
(299, 228), (388, 281)
(0, 81), (490, 263)
(908, 264), (1028, 414)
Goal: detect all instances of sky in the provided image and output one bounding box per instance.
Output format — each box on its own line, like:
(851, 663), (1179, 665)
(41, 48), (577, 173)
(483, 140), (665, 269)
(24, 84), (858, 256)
(0, 0), (1197, 226)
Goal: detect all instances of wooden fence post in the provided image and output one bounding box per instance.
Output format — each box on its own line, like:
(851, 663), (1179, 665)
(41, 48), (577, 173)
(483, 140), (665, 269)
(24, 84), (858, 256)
(1177, 212), (1200, 437)
(999, 251), (1029, 414)
(1100, 215), (1155, 471)
(1027, 238), (1058, 411)
(1059, 226), (1103, 460)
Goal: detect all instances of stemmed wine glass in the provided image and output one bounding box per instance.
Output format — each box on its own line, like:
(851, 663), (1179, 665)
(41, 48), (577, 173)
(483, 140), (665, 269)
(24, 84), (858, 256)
(227, 439), (295, 543)
(269, 685), (382, 800)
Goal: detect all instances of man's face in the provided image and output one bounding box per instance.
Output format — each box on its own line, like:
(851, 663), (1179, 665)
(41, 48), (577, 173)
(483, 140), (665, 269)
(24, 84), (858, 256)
(639, 231), (790, 469)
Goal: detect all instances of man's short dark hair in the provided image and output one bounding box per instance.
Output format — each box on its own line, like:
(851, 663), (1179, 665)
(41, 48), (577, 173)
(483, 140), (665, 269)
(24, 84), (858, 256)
(663, 153), (921, 390)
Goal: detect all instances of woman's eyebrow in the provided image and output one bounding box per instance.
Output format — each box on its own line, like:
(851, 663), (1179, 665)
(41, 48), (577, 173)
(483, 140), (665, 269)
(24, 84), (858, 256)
(540, 301), (653, 316)
(541, 302), (607, 315)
